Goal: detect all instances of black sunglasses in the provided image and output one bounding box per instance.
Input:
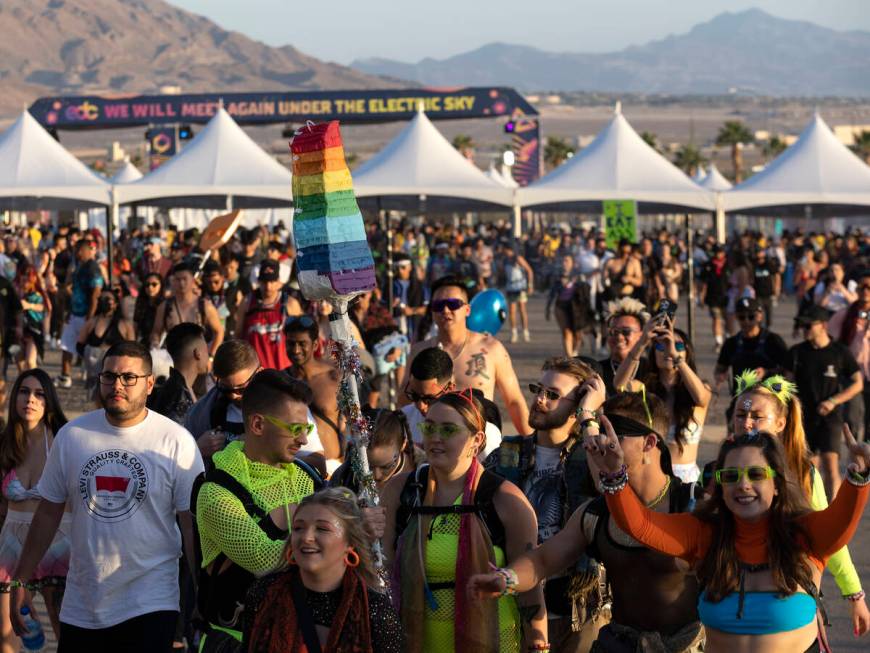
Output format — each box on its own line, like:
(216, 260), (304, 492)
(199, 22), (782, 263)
(216, 367), (261, 396)
(431, 298), (466, 313)
(529, 382), (562, 402)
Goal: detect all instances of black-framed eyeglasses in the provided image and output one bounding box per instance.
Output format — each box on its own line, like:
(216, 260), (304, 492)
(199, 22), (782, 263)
(529, 382), (562, 402)
(431, 298), (466, 313)
(216, 367), (261, 396)
(99, 372), (150, 387)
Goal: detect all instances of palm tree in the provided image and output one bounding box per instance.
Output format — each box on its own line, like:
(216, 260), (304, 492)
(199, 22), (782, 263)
(715, 121), (754, 183)
(761, 135), (787, 162)
(640, 131), (661, 153)
(673, 144), (708, 176)
(452, 134), (475, 160)
(850, 130), (870, 164)
(544, 137), (575, 170)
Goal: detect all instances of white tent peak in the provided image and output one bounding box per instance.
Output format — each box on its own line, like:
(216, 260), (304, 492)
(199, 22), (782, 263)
(614, 101), (622, 116)
(691, 167), (707, 183)
(724, 113), (870, 214)
(111, 160), (143, 184)
(116, 107), (291, 207)
(0, 110), (109, 207)
(353, 109), (512, 206)
(417, 101), (425, 114)
(517, 109), (713, 210)
(700, 164), (733, 191)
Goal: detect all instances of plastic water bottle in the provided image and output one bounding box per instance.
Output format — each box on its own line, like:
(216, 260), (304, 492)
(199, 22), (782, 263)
(19, 606), (45, 652)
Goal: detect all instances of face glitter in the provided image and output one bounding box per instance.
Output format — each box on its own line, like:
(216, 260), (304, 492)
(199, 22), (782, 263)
(742, 399), (752, 411)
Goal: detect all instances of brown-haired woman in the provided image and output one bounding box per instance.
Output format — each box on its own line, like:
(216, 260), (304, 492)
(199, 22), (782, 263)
(16, 264), (51, 371)
(614, 316), (711, 484)
(0, 369), (70, 650)
(381, 389), (546, 653)
(591, 425), (870, 653)
(731, 373), (869, 635)
(243, 487), (402, 652)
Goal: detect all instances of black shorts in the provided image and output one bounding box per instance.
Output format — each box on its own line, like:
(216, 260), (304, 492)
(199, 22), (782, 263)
(59, 610), (178, 653)
(804, 416), (843, 455)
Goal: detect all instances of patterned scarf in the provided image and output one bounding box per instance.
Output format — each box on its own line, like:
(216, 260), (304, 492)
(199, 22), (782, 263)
(393, 458), (500, 653)
(248, 566), (372, 653)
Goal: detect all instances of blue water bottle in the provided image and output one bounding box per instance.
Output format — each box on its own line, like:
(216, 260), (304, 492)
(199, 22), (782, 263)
(19, 606), (45, 651)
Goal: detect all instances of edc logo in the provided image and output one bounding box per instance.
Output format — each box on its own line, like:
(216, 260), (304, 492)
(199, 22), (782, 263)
(64, 101), (100, 121)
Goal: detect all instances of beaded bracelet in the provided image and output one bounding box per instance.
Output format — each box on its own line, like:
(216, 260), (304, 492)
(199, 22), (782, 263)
(528, 644), (551, 652)
(576, 407), (597, 419)
(845, 590), (866, 602)
(846, 468), (870, 487)
(579, 418), (598, 431)
(599, 464), (627, 481)
(599, 469), (629, 495)
(492, 566), (519, 596)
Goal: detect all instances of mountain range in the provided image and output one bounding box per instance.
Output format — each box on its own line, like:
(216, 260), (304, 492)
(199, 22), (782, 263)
(0, 0), (395, 117)
(352, 9), (870, 97)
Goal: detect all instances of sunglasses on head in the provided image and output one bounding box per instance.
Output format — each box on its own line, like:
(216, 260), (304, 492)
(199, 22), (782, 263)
(715, 465), (776, 485)
(528, 382), (563, 402)
(285, 315), (316, 329)
(654, 341), (686, 352)
(431, 298), (466, 313)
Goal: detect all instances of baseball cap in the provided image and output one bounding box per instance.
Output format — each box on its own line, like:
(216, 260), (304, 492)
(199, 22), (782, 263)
(735, 297), (761, 314)
(795, 304), (831, 326)
(259, 260), (280, 282)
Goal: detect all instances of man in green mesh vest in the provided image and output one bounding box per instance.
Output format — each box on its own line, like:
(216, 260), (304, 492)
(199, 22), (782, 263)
(193, 369), (325, 648)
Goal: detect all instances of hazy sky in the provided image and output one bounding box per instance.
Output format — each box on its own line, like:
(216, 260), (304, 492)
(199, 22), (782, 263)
(170, 0), (867, 63)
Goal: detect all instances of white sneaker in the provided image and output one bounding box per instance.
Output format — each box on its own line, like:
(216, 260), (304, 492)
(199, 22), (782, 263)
(510, 329), (518, 343)
(54, 375), (72, 389)
(523, 329), (530, 342)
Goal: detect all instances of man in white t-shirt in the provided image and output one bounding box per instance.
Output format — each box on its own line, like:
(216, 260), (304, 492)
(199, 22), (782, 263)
(11, 341), (204, 652)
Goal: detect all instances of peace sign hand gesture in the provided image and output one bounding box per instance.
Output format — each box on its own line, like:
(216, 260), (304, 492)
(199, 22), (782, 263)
(583, 414), (625, 475)
(843, 424), (870, 476)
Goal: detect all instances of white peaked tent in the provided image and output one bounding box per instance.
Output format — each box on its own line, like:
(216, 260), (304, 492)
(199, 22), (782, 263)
(111, 160), (143, 184)
(723, 114), (870, 215)
(700, 164), (733, 191)
(517, 103), (714, 212)
(691, 167), (708, 184)
(485, 163), (519, 189)
(0, 110), (110, 209)
(115, 108), (292, 209)
(353, 106), (513, 210)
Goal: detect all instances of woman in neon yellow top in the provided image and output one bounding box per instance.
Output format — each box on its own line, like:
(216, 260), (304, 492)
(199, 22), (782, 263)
(381, 389), (546, 653)
(732, 371), (869, 635)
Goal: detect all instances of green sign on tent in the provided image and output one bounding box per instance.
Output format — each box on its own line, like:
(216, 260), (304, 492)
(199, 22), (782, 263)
(603, 200), (637, 249)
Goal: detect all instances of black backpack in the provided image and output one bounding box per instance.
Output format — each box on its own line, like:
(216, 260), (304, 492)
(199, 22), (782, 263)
(189, 459), (324, 631)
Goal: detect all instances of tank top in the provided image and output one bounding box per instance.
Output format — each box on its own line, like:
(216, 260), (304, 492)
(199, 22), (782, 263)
(242, 292), (290, 370)
(504, 259), (527, 292)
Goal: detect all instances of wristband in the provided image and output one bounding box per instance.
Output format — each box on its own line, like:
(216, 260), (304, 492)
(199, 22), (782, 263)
(845, 590), (866, 602)
(579, 418), (598, 431)
(599, 464), (627, 481)
(576, 407), (597, 419)
(528, 645), (551, 652)
(492, 566), (519, 597)
(846, 468), (870, 487)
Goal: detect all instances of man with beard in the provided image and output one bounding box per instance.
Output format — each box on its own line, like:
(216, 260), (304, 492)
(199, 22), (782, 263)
(472, 392), (703, 653)
(403, 275), (530, 435)
(10, 341), (204, 651)
(598, 297), (650, 396)
(487, 357), (602, 651)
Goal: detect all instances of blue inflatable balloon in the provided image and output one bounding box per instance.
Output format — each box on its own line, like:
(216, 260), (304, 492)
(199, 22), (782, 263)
(468, 289), (508, 335)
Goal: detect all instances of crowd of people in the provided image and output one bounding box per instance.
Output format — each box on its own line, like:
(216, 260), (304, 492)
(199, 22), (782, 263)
(0, 216), (867, 652)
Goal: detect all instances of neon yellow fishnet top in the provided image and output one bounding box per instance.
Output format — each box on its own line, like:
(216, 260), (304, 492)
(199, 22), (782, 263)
(423, 496), (521, 653)
(196, 441), (315, 575)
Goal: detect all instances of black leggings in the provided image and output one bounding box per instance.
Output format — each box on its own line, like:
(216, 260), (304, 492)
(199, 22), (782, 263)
(58, 610), (178, 653)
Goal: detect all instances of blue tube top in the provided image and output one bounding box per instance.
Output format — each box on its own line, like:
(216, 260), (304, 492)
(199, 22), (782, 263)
(698, 590), (817, 635)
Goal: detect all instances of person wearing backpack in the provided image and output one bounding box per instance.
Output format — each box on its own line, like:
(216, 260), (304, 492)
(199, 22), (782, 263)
(469, 392), (704, 653)
(192, 370), (325, 651)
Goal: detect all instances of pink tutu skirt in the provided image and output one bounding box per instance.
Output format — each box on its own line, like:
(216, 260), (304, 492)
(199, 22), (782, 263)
(0, 510), (71, 592)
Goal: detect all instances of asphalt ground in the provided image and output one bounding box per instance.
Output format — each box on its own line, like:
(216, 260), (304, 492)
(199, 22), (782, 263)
(20, 292), (870, 650)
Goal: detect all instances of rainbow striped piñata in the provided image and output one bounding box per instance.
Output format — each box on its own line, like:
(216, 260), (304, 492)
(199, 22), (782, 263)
(291, 121), (376, 300)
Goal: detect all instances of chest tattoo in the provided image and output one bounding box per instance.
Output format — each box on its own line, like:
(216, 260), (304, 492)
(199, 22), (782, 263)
(465, 352), (490, 380)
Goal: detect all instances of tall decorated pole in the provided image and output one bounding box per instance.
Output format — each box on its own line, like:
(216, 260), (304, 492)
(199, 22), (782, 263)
(289, 121), (384, 566)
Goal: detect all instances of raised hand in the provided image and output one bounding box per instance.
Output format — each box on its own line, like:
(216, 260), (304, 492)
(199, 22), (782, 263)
(583, 414), (625, 475)
(577, 375), (606, 413)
